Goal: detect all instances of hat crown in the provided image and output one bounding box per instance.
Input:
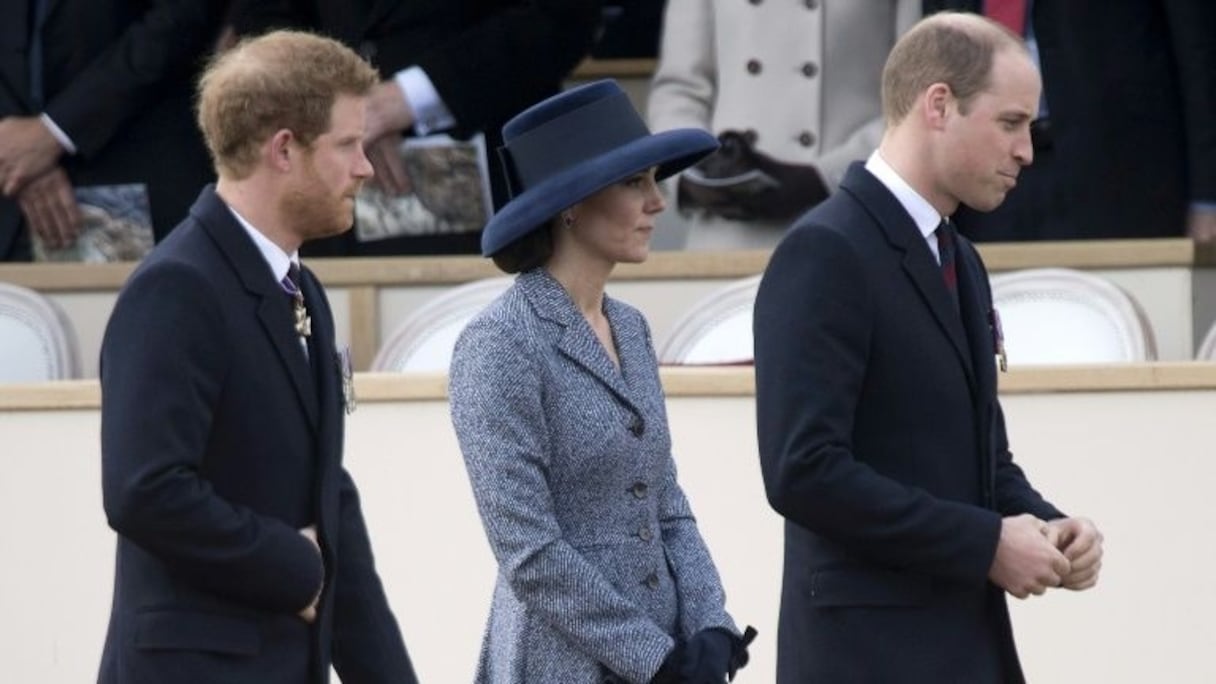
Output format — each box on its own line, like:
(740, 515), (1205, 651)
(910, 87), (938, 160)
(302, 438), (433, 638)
(480, 79), (718, 257)
(498, 80), (651, 199)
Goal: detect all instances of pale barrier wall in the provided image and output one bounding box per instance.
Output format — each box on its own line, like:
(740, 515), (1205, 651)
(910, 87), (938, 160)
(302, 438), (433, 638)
(3, 239), (1214, 377)
(2, 365), (1216, 682)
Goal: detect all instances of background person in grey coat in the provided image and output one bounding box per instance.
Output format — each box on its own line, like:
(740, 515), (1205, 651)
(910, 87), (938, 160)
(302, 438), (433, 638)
(449, 80), (755, 683)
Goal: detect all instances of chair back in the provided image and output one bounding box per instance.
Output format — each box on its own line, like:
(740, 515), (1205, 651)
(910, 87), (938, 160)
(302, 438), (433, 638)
(1196, 320), (1216, 361)
(371, 277), (514, 372)
(658, 275), (760, 365)
(989, 268), (1156, 365)
(0, 283), (80, 382)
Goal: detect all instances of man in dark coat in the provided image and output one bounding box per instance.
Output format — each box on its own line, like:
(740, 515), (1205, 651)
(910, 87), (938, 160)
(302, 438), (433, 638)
(754, 13), (1104, 683)
(98, 31), (417, 683)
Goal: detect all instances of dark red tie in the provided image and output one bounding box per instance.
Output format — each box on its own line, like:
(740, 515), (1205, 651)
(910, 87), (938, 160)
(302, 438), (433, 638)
(936, 220), (959, 304)
(985, 0), (1027, 35)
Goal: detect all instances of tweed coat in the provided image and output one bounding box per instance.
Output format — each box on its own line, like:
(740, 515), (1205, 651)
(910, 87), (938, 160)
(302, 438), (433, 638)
(449, 268), (737, 683)
(647, 0), (920, 249)
(753, 164), (1064, 682)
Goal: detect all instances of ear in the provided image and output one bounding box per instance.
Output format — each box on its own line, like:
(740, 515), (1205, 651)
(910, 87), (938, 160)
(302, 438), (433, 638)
(265, 129), (297, 172)
(922, 82), (954, 131)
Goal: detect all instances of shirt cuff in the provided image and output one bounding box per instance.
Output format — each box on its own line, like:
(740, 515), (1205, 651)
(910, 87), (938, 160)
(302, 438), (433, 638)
(40, 114), (77, 155)
(394, 66), (456, 136)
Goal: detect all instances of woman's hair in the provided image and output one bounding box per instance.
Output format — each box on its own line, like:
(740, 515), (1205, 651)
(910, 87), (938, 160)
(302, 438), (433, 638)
(491, 221), (556, 274)
(881, 12), (1025, 125)
(196, 30), (380, 179)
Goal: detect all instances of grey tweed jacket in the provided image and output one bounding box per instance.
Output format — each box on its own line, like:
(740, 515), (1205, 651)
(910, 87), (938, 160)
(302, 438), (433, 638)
(449, 268), (737, 683)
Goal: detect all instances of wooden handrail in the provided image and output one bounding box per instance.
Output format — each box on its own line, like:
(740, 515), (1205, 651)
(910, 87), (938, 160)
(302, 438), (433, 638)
(0, 239), (1205, 293)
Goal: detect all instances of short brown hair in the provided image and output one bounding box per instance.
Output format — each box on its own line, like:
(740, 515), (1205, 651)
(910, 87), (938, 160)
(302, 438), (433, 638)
(197, 30), (379, 179)
(881, 12), (1026, 126)
(491, 221), (556, 274)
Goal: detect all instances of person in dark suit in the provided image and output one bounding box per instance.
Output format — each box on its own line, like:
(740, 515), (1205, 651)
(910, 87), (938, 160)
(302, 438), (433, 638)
(924, 0), (1216, 241)
(753, 13), (1103, 683)
(0, 0), (225, 260)
(449, 80), (753, 683)
(98, 31), (417, 683)
(229, 0), (603, 257)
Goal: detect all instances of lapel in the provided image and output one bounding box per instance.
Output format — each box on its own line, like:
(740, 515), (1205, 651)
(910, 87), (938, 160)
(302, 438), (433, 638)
(839, 164), (975, 386)
(519, 269), (645, 418)
(191, 186), (321, 430)
(955, 237), (997, 401)
(300, 265), (338, 419)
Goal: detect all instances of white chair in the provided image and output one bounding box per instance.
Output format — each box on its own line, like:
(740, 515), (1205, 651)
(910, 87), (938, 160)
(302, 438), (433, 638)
(1196, 321), (1216, 361)
(371, 277), (513, 372)
(658, 275), (760, 365)
(0, 282), (80, 382)
(989, 268), (1156, 365)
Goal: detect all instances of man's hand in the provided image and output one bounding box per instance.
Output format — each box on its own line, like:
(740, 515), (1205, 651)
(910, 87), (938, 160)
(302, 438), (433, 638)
(1045, 517), (1104, 591)
(0, 116), (64, 196)
(17, 167), (80, 250)
(364, 80), (415, 143)
(989, 514), (1071, 599)
(1186, 207), (1216, 243)
(365, 135), (412, 197)
(298, 525), (323, 624)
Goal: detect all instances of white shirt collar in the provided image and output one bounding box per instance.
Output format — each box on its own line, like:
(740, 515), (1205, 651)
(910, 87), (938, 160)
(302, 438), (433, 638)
(226, 205), (298, 286)
(864, 150), (946, 243)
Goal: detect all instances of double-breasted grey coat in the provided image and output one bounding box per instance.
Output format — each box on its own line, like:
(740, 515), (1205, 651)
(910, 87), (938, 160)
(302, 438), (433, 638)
(449, 268), (737, 683)
(648, 0), (920, 249)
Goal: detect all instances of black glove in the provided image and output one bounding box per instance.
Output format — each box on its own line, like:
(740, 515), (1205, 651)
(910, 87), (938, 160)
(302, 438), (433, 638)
(678, 130), (829, 222)
(680, 628), (733, 683)
(647, 641), (685, 684)
(726, 626), (758, 680)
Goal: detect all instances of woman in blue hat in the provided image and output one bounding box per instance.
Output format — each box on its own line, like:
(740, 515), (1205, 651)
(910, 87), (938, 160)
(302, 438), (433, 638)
(448, 80), (754, 683)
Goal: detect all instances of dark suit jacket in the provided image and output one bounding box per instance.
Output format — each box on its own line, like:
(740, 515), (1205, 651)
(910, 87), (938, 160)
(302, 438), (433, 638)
(0, 0), (223, 260)
(926, 0), (1216, 240)
(231, 0), (602, 256)
(98, 186), (416, 683)
(753, 164), (1062, 683)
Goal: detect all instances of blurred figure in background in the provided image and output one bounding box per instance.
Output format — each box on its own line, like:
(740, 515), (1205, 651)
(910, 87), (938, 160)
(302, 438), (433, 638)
(0, 0), (225, 261)
(926, 0), (1216, 241)
(648, 0), (920, 250)
(229, 0), (602, 257)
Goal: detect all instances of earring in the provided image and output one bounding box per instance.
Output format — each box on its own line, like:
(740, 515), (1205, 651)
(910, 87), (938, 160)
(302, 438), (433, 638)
(562, 212), (575, 229)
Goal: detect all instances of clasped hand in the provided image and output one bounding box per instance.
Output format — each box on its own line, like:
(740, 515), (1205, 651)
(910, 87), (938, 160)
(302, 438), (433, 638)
(989, 513), (1103, 599)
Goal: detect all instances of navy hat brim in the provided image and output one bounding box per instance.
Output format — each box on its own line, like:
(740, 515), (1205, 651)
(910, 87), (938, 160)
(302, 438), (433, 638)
(480, 127), (718, 257)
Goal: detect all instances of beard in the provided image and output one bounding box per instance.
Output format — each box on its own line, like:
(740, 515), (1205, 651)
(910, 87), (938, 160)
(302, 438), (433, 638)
(281, 166), (359, 243)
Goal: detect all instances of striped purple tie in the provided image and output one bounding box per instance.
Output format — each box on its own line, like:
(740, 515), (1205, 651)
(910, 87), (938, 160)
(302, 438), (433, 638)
(281, 262), (311, 341)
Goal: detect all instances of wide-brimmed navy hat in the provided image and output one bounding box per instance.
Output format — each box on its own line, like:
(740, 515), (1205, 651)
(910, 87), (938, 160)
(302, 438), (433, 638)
(480, 79), (719, 256)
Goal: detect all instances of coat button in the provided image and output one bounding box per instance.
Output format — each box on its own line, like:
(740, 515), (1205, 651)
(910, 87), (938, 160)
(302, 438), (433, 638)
(643, 572), (660, 589)
(629, 418), (644, 438)
(629, 482), (649, 499)
(746, 59), (762, 75)
(804, 0), (819, 9)
(801, 62), (819, 78)
(749, 0), (762, 4)
(798, 131), (816, 147)
(638, 524), (653, 541)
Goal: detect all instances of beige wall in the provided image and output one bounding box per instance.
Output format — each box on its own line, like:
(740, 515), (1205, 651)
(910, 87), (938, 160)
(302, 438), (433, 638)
(3, 366), (1216, 682)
